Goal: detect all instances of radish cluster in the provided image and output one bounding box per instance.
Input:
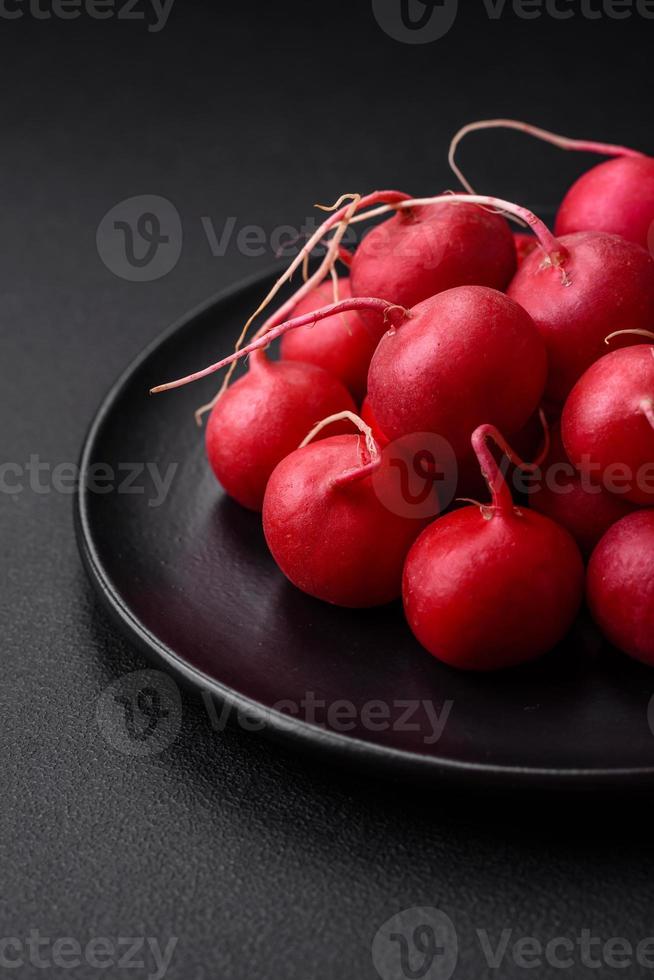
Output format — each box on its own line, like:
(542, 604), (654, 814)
(152, 120), (654, 673)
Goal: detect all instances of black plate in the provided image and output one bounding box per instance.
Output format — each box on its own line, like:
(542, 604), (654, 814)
(76, 267), (654, 788)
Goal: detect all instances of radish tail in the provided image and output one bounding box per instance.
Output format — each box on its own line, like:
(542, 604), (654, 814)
(449, 118), (645, 196)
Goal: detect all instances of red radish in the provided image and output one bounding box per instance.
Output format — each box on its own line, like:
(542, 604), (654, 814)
(587, 511), (654, 666)
(449, 118), (654, 250)
(281, 278), (378, 399)
(262, 412), (436, 607)
(508, 231), (654, 402)
(211, 190), (557, 407)
(448, 124), (654, 401)
(367, 284), (547, 458)
(529, 425), (634, 558)
(403, 424), (584, 671)
(204, 351), (355, 511)
(326, 190), (653, 405)
(556, 155), (654, 252)
(156, 279), (546, 470)
(561, 340), (654, 507)
(350, 201), (516, 333)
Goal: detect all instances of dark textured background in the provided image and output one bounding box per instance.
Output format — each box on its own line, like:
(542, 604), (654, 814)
(2, 3), (654, 978)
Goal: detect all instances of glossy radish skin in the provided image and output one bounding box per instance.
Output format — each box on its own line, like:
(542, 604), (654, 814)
(205, 352), (355, 511)
(508, 231), (654, 403)
(262, 433), (434, 607)
(403, 426), (584, 671)
(350, 202), (516, 332)
(367, 285), (547, 459)
(281, 278), (377, 400)
(561, 345), (654, 507)
(587, 510), (654, 666)
(530, 426), (633, 558)
(555, 156), (654, 251)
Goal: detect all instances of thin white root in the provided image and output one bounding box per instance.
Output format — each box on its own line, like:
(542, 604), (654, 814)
(605, 328), (654, 345)
(300, 410), (378, 460)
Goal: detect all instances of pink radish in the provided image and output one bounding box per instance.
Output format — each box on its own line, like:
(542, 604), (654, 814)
(319, 189), (654, 406)
(561, 339), (654, 507)
(587, 511), (654, 666)
(262, 412), (437, 607)
(448, 124), (654, 401)
(530, 425), (634, 558)
(556, 155), (654, 252)
(281, 277), (377, 399)
(366, 284), (547, 458)
(204, 351), (355, 511)
(350, 200), (516, 332)
(449, 117), (654, 251)
(403, 424), (584, 671)
(155, 279), (546, 471)
(508, 231), (654, 402)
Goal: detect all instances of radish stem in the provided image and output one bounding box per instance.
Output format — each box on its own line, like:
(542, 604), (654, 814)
(194, 190), (411, 423)
(472, 425), (527, 513)
(151, 298), (407, 394)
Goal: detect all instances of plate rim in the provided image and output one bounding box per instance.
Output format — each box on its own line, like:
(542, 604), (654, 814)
(75, 267), (654, 789)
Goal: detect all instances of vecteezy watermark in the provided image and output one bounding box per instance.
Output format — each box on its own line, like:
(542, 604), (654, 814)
(369, 439), (654, 520)
(372, 0), (654, 43)
(202, 691), (454, 746)
(0, 931), (177, 978)
(0, 0), (175, 30)
(372, 907), (654, 976)
(0, 456), (178, 507)
(96, 671), (454, 755)
(372, 0), (459, 43)
(373, 433), (458, 519)
(96, 670), (182, 757)
(96, 195), (362, 282)
(97, 195), (183, 281)
(372, 907), (459, 980)
(477, 928), (654, 971)
(0, 0), (175, 31)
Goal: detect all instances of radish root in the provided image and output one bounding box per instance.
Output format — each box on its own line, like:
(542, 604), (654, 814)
(193, 190), (412, 424)
(301, 410), (381, 489)
(471, 419), (548, 515)
(151, 298), (407, 395)
(605, 328), (654, 345)
(301, 410), (377, 457)
(449, 118), (645, 196)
